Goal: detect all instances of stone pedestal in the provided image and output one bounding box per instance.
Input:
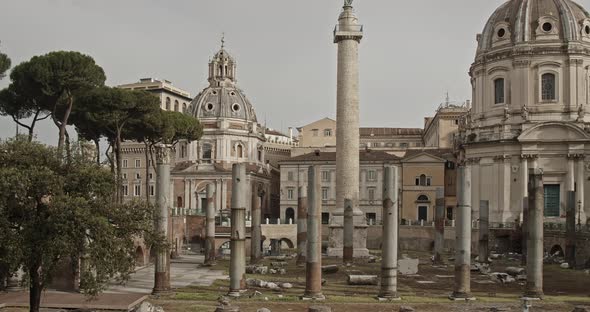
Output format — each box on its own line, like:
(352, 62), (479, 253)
(326, 223), (369, 257)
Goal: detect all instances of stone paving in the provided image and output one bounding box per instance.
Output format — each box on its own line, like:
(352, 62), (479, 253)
(107, 253), (227, 294)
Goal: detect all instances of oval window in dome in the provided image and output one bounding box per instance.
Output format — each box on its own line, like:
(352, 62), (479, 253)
(230, 91), (236, 96)
(232, 103), (241, 112)
(585, 25), (590, 35)
(542, 22), (553, 32)
(497, 28), (506, 38)
(206, 103), (214, 111)
(212, 90), (217, 95)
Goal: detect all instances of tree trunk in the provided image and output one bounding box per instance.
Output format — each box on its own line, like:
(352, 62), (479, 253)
(64, 130), (71, 163)
(94, 139), (101, 165)
(57, 92), (74, 159)
(115, 131), (123, 203)
(144, 142), (150, 203)
(29, 266), (42, 312)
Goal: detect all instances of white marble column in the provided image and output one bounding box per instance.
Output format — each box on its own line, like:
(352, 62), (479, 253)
(520, 156), (529, 222)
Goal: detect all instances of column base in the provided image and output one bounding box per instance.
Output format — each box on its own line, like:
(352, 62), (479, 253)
(376, 294), (401, 301)
(522, 292), (544, 300)
(227, 289), (247, 298)
(300, 294), (326, 301)
(449, 293), (476, 301)
(152, 288), (173, 296)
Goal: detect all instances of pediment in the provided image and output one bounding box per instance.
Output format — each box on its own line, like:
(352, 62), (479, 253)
(518, 122), (590, 143)
(402, 152), (446, 163)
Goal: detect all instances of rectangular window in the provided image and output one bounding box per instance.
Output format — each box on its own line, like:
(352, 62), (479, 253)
(400, 143), (408, 148)
(321, 170), (330, 182)
(123, 159), (128, 168)
(426, 177), (432, 186)
(367, 170), (377, 181)
(122, 173), (127, 180)
(322, 187), (329, 200)
(134, 185), (141, 197)
(372, 142), (380, 148)
(150, 185), (155, 196)
(544, 184), (560, 217)
(415, 177), (420, 186)
(366, 213), (376, 225)
(136, 172), (141, 180)
(368, 188), (376, 201)
(541, 73), (556, 101)
(494, 78), (505, 104)
(287, 188), (294, 200)
(148, 173), (153, 180)
(321, 213), (330, 225)
(324, 129), (332, 137)
(312, 129), (319, 137)
(123, 185), (129, 196)
(135, 159), (141, 168)
(287, 171), (294, 181)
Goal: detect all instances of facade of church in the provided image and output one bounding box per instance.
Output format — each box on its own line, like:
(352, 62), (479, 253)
(458, 0), (590, 225)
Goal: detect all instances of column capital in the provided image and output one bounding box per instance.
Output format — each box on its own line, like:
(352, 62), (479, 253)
(567, 153), (585, 160)
(494, 155), (511, 162)
(155, 144), (172, 165)
(465, 157), (481, 165)
(520, 154), (538, 160)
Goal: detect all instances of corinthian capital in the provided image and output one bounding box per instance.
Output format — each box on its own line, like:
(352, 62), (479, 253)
(155, 144), (172, 165)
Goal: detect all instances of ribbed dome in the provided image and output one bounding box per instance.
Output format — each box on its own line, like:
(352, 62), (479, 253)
(191, 86), (257, 122)
(478, 0), (590, 53)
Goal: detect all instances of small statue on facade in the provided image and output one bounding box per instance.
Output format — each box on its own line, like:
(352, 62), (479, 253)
(521, 105), (529, 121)
(577, 104), (585, 122)
(344, 0), (353, 6)
(503, 104), (510, 121)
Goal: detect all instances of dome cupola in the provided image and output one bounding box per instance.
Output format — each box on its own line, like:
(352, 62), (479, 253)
(477, 0), (590, 56)
(190, 39), (258, 124)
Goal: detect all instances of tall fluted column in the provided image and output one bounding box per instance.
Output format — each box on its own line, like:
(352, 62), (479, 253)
(251, 183), (262, 264)
(525, 168), (544, 299)
(302, 166), (325, 300)
(328, 0), (369, 260)
(296, 184), (308, 266)
(228, 164), (247, 297)
(521, 156), (529, 265)
(451, 165), (474, 300)
(378, 166), (400, 300)
(153, 144), (171, 294)
(565, 156), (576, 267)
(205, 183), (217, 266)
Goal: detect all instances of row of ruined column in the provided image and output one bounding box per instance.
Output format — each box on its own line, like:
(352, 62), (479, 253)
(153, 156), (552, 301)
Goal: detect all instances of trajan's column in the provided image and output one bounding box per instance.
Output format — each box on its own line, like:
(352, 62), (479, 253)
(328, 0), (369, 259)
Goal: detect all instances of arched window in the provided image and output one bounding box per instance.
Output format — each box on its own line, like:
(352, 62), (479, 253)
(417, 195), (429, 202)
(165, 97), (171, 110)
(494, 78), (505, 104)
(174, 100), (179, 112)
(202, 143), (212, 162)
(419, 174), (427, 186)
(182, 103), (187, 112)
(541, 73), (556, 101)
(237, 144), (243, 158)
(177, 196), (183, 208)
(285, 208), (295, 224)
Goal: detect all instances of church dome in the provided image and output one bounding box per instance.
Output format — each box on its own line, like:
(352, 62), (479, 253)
(477, 0), (590, 54)
(190, 47), (258, 123)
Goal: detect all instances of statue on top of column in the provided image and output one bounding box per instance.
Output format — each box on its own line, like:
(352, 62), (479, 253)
(344, 0), (353, 7)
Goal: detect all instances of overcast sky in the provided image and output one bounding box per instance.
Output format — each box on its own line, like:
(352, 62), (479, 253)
(3, 0), (589, 144)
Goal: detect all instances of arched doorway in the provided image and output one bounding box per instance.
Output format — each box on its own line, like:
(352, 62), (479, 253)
(417, 195), (430, 221)
(285, 207), (295, 224)
(135, 246), (145, 266)
(550, 244), (564, 257)
(280, 238), (295, 249)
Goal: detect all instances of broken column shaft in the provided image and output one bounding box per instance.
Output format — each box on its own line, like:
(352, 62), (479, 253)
(451, 164), (473, 300)
(251, 184), (262, 264)
(297, 184), (308, 266)
(153, 144), (171, 294)
(205, 183), (217, 266)
(378, 166), (400, 300)
(479, 200), (490, 263)
(434, 187), (445, 265)
(303, 166), (325, 300)
(525, 168), (544, 299)
(229, 163), (247, 297)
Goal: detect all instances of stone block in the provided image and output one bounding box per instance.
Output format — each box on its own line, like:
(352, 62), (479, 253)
(308, 306), (331, 312)
(398, 258), (419, 275)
